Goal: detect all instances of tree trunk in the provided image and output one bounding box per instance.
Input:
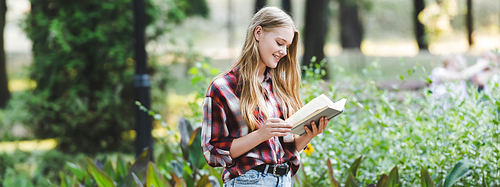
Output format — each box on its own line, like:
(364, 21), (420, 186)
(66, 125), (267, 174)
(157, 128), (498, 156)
(339, 0), (363, 49)
(228, 0), (234, 52)
(281, 0), (292, 17)
(302, 0), (329, 79)
(0, 0), (8, 109)
(255, 0), (266, 13)
(413, 0), (427, 50)
(466, 0), (473, 46)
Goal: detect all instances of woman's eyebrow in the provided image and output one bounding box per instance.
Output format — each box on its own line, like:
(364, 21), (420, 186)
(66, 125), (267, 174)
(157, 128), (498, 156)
(277, 37), (289, 45)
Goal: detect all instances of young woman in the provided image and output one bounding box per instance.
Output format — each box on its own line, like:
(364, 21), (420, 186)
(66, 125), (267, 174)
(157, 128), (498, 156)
(201, 7), (329, 187)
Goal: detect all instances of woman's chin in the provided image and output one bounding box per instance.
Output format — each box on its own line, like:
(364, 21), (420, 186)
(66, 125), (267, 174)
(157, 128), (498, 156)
(267, 64), (278, 69)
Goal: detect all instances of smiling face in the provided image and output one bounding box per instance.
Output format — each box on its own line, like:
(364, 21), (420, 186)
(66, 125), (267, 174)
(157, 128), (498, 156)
(254, 26), (295, 70)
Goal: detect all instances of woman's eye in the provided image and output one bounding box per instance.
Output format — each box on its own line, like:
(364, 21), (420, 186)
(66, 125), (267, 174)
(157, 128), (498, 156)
(276, 41), (282, 46)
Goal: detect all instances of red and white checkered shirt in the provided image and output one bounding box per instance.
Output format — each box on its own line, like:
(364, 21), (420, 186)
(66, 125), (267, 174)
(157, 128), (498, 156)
(201, 67), (301, 183)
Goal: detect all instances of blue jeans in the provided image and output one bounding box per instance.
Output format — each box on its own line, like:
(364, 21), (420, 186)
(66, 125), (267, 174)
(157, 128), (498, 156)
(222, 169), (292, 187)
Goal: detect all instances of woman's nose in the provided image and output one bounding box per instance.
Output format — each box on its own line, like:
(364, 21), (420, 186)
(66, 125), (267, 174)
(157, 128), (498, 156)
(281, 47), (287, 56)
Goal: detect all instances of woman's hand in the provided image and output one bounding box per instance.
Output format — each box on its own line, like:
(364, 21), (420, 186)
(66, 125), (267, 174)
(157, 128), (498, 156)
(258, 118), (293, 141)
(303, 117), (329, 138)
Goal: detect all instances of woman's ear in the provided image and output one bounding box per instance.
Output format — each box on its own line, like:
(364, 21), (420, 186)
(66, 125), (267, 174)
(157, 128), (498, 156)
(254, 26), (263, 42)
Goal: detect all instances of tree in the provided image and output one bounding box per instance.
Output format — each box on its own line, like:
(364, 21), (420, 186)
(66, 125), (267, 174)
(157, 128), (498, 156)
(23, 0), (208, 153)
(413, 0), (428, 49)
(466, 0), (473, 46)
(302, 0), (329, 79)
(0, 0), (8, 109)
(339, 0), (363, 49)
(282, 0), (292, 16)
(255, 0), (266, 13)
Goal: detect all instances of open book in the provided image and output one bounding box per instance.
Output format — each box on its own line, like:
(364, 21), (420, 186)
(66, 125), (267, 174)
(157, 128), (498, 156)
(286, 94), (346, 136)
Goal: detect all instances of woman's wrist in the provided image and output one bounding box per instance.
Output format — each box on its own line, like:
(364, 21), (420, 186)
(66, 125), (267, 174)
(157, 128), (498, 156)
(254, 128), (270, 143)
(294, 134), (313, 152)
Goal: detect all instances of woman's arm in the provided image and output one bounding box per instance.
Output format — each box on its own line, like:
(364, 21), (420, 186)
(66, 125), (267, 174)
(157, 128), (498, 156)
(294, 117), (329, 152)
(230, 118), (293, 158)
(439, 59), (490, 81)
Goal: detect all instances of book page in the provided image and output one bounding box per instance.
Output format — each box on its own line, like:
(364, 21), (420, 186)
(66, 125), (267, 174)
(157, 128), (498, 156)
(286, 94), (330, 124)
(333, 98), (346, 111)
(287, 95), (347, 135)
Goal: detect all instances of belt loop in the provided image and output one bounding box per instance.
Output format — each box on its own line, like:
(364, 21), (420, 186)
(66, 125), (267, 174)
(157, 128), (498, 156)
(263, 164), (270, 174)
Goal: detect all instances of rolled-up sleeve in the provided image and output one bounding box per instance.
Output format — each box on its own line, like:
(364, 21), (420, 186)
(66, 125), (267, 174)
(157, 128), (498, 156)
(201, 96), (235, 168)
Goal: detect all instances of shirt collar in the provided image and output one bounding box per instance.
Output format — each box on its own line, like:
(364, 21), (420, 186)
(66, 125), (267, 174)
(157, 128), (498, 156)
(263, 68), (272, 82)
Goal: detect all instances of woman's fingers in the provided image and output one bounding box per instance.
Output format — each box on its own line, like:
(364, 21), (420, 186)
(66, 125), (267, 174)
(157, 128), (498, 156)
(304, 126), (312, 135)
(322, 117), (328, 131)
(272, 128), (291, 133)
(319, 117), (326, 132)
(311, 121), (318, 133)
(273, 132), (289, 136)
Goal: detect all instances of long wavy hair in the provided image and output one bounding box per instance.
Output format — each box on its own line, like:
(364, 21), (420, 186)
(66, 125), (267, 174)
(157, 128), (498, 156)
(210, 7), (302, 132)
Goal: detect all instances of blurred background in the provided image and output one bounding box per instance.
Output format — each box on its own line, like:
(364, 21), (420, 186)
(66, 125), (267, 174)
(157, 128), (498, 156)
(0, 0), (499, 186)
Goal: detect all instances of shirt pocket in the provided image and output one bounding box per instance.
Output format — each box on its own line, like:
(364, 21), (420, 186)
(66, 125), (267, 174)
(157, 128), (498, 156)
(234, 170), (261, 185)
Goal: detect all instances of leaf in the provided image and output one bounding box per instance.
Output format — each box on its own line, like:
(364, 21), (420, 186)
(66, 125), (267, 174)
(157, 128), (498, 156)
(299, 167), (310, 186)
(120, 148), (150, 187)
(115, 154), (128, 182)
(194, 175), (211, 187)
(146, 161), (170, 187)
(183, 168), (195, 187)
(188, 67), (199, 75)
(387, 166), (400, 187)
(311, 171), (328, 186)
(131, 173), (143, 187)
(66, 162), (87, 182)
(376, 174), (388, 187)
(347, 156), (363, 178)
(60, 171), (68, 187)
(420, 166), (436, 187)
(345, 173), (359, 187)
(174, 178), (187, 187)
(188, 127), (206, 169)
(207, 166), (223, 186)
(443, 160), (471, 187)
(171, 160), (184, 178)
(208, 175), (221, 187)
(310, 56), (317, 63)
(327, 159), (340, 187)
(104, 159), (115, 180)
(209, 68), (220, 75)
(86, 157), (117, 187)
(482, 171), (488, 187)
(178, 117), (194, 160)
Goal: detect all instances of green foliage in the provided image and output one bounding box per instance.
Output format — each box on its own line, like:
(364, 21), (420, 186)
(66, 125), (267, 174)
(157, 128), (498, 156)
(186, 59), (220, 125)
(442, 160), (471, 187)
(134, 101), (222, 186)
(0, 152), (14, 178)
(321, 155), (469, 187)
(148, 58), (497, 186)
(300, 59), (499, 186)
(21, 0), (209, 153)
(2, 168), (35, 187)
(22, 0), (153, 153)
(59, 123), (220, 187)
(0, 150), (86, 187)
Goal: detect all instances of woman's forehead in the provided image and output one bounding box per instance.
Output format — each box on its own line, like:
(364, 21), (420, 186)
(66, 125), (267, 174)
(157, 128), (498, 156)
(266, 27), (294, 44)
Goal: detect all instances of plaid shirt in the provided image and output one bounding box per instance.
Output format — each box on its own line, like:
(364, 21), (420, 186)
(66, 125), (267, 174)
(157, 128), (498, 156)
(201, 67), (301, 183)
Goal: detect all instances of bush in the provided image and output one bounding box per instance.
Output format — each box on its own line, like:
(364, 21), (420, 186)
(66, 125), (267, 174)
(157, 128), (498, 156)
(21, 0), (208, 153)
(299, 59), (500, 186)
(22, 0), (156, 153)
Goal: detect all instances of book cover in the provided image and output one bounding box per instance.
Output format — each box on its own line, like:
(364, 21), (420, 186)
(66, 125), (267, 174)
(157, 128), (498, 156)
(286, 94), (346, 135)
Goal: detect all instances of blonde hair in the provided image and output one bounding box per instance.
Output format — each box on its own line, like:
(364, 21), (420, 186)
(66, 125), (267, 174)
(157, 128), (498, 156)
(210, 7), (302, 132)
